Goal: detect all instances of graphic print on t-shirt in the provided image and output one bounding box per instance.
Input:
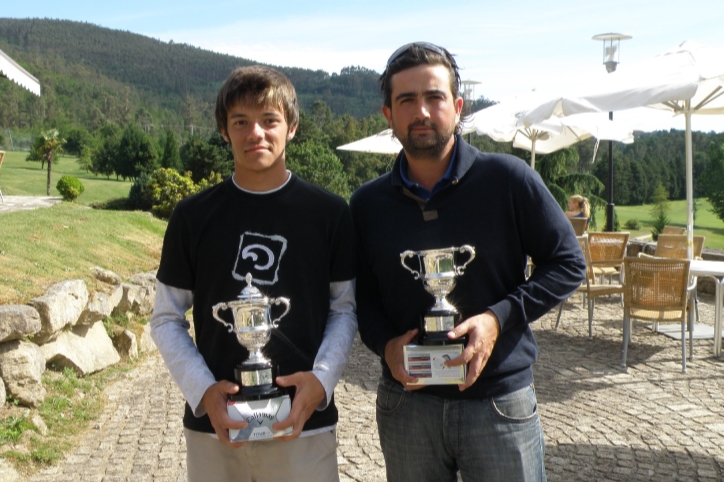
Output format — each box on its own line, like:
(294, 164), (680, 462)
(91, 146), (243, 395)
(232, 232), (288, 286)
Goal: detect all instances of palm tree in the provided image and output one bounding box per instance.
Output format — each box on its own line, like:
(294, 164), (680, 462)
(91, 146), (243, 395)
(28, 129), (65, 195)
(536, 147), (606, 229)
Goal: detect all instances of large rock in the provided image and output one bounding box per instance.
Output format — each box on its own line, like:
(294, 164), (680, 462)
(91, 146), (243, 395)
(128, 270), (157, 288)
(91, 266), (122, 286)
(0, 340), (46, 408)
(29, 279), (89, 344)
(40, 321), (120, 376)
(115, 330), (138, 359)
(139, 323), (157, 353)
(77, 291), (115, 326)
(0, 305), (41, 343)
(114, 283), (155, 317)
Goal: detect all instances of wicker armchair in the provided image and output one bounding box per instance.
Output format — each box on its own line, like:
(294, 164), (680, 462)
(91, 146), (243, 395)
(589, 232), (629, 284)
(622, 257), (693, 372)
(568, 217), (587, 236)
(662, 226), (686, 235)
(556, 236), (624, 339)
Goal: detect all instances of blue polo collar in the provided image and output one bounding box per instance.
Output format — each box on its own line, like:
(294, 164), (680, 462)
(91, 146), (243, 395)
(398, 139), (459, 201)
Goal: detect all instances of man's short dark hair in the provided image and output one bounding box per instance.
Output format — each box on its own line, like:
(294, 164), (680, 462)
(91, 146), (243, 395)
(379, 42), (462, 109)
(215, 66), (299, 136)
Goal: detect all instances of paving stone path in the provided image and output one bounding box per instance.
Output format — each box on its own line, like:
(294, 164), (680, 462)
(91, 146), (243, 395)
(26, 292), (724, 481)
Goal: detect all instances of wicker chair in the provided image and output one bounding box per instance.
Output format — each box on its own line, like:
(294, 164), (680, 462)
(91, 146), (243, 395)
(568, 217), (587, 236)
(556, 236), (624, 339)
(589, 232), (629, 284)
(662, 225), (686, 235)
(622, 256), (693, 372)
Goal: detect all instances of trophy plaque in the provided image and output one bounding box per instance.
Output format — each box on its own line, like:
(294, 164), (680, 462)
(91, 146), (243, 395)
(400, 246), (475, 385)
(212, 273), (293, 441)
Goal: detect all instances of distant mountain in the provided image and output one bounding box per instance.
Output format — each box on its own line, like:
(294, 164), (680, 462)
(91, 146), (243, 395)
(0, 18), (383, 133)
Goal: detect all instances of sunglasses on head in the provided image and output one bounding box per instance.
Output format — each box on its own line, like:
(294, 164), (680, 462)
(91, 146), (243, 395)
(386, 42), (448, 67)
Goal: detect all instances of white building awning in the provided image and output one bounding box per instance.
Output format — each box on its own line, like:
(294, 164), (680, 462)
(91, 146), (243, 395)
(0, 48), (40, 96)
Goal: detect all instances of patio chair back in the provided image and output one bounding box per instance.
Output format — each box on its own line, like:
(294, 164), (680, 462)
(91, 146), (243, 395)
(654, 234), (688, 259)
(569, 217), (587, 236)
(622, 256), (692, 371)
(662, 226), (686, 235)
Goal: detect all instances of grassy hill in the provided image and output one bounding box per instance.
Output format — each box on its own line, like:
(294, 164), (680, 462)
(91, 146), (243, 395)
(0, 150), (164, 304)
(0, 150), (132, 202)
(0, 17), (383, 135)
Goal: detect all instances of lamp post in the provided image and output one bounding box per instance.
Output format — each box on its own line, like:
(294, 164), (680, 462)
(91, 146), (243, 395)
(461, 80), (480, 143)
(592, 33), (631, 232)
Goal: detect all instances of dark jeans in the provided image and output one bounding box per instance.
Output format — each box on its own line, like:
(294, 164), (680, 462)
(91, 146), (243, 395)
(376, 377), (547, 482)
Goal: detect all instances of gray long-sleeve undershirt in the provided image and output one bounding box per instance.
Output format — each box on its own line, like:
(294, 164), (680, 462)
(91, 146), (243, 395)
(150, 279), (357, 436)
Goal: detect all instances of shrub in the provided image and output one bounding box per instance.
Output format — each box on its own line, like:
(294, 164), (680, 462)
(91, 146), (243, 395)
(147, 168), (197, 219)
(128, 171), (153, 211)
(623, 218), (642, 230)
(55, 176), (85, 202)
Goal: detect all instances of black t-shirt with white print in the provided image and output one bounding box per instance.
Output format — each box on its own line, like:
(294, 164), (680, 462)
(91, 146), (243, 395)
(157, 174), (356, 433)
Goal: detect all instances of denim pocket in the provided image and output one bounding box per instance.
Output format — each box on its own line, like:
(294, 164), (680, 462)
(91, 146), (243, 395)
(375, 377), (407, 414)
(490, 385), (538, 423)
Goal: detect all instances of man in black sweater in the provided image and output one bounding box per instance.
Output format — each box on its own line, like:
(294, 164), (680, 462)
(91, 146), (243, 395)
(350, 43), (585, 482)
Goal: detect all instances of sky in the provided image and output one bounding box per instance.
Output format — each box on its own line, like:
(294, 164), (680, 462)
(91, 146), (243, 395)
(4, 0), (724, 132)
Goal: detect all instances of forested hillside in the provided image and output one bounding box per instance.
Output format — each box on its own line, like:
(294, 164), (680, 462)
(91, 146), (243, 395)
(0, 18), (381, 133)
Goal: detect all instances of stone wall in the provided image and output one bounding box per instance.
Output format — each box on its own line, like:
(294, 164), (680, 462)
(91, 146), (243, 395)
(0, 267), (158, 408)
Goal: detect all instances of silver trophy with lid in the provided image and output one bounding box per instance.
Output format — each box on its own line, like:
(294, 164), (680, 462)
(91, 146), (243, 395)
(212, 273), (290, 400)
(401, 245), (476, 345)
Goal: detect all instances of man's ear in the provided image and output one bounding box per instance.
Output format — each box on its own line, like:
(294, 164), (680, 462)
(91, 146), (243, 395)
(455, 97), (464, 119)
(220, 129), (230, 143)
(287, 123), (298, 141)
(382, 105), (392, 126)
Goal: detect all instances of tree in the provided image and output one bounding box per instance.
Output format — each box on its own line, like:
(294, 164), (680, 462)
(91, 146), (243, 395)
(160, 129), (181, 171)
(92, 124), (121, 179)
(27, 129), (65, 195)
(702, 141), (724, 224)
(180, 132), (233, 183)
(536, 147), (605, 228)
(115, 123), (158, 181)
(286, 140), (351, 199)
(650, 183), (671, 240)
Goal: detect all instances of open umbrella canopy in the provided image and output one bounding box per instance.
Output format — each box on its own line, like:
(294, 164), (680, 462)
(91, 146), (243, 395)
(518, 41), (724, 257)
(0, 48), (41, 96)
(336, 129), (402, 155)
(463, 92), (633, 168)
(520, 41), (723, 124)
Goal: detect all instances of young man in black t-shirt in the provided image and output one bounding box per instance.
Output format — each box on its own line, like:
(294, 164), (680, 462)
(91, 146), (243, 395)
(151, 66), (356, 482)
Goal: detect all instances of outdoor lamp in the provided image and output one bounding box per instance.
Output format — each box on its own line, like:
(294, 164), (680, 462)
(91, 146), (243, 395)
(592, 33), (632, 73)
(593, 32), (632, 232)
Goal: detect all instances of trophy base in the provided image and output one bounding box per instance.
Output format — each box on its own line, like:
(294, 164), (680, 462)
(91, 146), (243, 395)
(403, 344), (466, 385)
(227, 394), (293, 442)
(233, 363), (286, 401)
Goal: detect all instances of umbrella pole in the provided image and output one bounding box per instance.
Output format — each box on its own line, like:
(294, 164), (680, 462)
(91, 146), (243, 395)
(531, 138), (536, 169)
(685, 104), (694, 259)
(606, 112), (615, 232)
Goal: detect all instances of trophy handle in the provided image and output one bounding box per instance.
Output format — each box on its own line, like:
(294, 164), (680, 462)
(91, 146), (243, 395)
(211, 302), (235, 333)
(455, 245), (476, 275)
(270, 297), (291, 328)
(400, 251), (421, 279)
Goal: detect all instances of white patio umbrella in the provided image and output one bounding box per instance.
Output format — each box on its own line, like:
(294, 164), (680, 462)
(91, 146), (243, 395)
(336, 129), (402, 155)
(463, 92), (633, 168)
(520, 41), (724, 257)
(0, 48), (41, 96)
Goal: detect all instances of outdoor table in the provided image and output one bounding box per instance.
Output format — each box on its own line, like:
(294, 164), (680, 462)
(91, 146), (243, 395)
(690, 259), (724, 357)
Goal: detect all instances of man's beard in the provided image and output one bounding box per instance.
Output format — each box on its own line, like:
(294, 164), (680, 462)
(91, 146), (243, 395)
(394, 120), (455, 160)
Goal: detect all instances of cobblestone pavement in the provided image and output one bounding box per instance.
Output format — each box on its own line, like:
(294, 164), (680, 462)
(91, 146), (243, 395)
(26, 292), (724, 481)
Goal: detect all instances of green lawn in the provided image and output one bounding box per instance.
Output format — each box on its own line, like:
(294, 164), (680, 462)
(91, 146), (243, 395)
(601, 199), (724, 250)
(0, 150), (132, 204)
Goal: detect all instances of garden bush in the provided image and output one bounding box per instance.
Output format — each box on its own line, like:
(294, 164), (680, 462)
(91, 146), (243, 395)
(55, 175), (85, 202)
(623, 218), (642, 230)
